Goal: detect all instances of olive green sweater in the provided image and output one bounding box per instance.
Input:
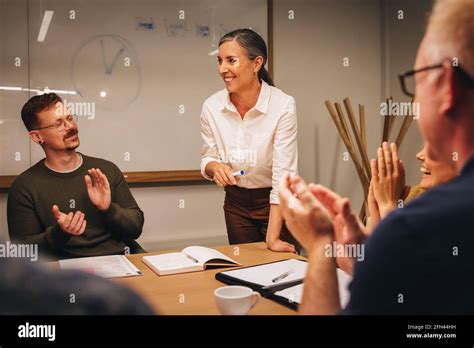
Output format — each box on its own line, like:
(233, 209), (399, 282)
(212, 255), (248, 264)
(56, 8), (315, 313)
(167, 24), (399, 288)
(7, 154), (144, 260)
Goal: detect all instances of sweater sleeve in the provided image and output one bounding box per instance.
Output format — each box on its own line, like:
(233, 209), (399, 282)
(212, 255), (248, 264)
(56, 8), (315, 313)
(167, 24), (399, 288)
(101, 164), (144, 240)
(7, 179), (71, 254)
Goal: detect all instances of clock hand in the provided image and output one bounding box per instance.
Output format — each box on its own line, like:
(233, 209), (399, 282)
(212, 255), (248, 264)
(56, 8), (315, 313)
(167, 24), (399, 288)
(100, 39), (109, 73)
(106, 47), (125, 75)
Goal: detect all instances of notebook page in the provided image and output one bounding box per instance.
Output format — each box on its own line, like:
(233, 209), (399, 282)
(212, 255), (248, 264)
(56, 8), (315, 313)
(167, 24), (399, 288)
(143, 252), (200, 270)
(274, 283), (304, 304)
(274, 268), (352, 307)
(183, 246), (238, 265)
(221, 259), (307, 287)
(336, 268), (352, 308)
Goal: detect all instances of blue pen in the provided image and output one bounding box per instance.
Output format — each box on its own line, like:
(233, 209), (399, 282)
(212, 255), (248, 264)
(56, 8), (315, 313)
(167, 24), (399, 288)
(232, 170), (247, 176)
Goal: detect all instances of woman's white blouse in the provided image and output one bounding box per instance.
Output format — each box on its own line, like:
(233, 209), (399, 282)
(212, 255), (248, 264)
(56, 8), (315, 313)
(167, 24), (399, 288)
(200, 81), (298, 204)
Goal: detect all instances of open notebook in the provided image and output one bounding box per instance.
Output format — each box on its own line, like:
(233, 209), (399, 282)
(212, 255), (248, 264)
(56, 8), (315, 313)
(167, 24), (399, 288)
(142, 246), (241, 276)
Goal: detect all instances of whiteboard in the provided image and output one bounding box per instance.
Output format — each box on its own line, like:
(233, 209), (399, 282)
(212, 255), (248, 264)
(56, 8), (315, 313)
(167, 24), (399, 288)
(0, 0), (268, 175)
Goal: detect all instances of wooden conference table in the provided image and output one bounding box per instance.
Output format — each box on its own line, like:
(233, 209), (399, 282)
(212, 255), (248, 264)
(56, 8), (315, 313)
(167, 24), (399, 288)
(116, 242), (305, 315)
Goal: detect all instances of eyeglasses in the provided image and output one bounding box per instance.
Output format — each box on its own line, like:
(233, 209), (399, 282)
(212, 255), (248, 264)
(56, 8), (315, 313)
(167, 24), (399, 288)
(399, 62), (474, 98)
(34, 114), (78, 132)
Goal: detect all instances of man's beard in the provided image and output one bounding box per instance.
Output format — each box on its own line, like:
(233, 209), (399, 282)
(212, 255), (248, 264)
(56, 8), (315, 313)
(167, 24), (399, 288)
(65, 141), (80, 151)
(64, 128), (80, 150)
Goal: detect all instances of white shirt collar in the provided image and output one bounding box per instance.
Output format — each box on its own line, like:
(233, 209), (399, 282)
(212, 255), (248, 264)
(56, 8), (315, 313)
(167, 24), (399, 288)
(222, 80), (271, 115)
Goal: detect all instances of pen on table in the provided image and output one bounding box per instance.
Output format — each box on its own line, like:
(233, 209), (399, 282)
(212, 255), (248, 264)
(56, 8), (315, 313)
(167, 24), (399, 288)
(272, 269), (294, 283)
(232, 170), (247, 177)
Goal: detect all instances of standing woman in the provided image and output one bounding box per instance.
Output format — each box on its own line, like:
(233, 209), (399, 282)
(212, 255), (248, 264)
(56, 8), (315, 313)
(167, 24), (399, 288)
(200, 29), (299, 252)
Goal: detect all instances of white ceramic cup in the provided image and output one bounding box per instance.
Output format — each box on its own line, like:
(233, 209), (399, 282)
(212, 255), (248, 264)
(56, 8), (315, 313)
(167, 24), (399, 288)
(214, 286), (261, 315)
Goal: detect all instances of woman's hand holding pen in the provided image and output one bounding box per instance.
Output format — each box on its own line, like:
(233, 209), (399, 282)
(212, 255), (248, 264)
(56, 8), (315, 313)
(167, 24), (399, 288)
(210, 162), (239, 187)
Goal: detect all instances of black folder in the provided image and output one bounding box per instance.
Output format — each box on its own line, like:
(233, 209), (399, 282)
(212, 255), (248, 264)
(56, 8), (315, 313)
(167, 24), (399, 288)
(215, 258), (307, 310)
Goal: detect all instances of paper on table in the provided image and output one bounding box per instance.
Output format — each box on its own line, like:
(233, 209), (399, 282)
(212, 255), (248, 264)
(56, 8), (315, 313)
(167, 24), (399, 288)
(59, 255), (142, 278)
(336, 268), (352, 308)
(274, 268), (352, 307)
(274, 283), (304, 304)
(145, 252), (199, 270)
(222, 259), (307, 288)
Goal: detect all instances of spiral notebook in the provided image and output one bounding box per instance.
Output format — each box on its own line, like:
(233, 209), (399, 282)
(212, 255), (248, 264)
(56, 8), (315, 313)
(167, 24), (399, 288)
(269, 268), (352, 309)
(215, 258), (308, 310)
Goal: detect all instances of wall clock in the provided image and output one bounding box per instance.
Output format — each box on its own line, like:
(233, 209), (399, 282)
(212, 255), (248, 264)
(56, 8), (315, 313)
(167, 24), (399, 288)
(70, 34), (141, 110)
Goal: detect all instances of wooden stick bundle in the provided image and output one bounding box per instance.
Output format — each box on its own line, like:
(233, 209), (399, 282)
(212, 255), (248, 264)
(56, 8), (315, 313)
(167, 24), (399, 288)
(325, 101), (369, 197)
(343, 97), (371, 179)
(382, 97), (396, 143)
(394, 97), (415, 148)
(325, 97), (415, 223)
(395, 114), (414, 148)
(359, 104), (367, 150)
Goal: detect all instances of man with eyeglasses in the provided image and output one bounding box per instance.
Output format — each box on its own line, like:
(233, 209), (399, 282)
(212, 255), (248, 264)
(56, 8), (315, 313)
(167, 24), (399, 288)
(279, 0), (474, 314)
(7, 93), (145, 260)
